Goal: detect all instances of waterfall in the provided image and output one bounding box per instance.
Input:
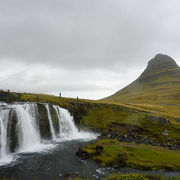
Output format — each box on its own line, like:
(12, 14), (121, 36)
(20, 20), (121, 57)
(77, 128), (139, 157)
(53, 105), (78, 139)
(0, 109), (13, 165)
(53, 105), (97, 140)
(15, 103), (41, 152)
(45, 104), (56, 141)
(0, 102), (97, 166)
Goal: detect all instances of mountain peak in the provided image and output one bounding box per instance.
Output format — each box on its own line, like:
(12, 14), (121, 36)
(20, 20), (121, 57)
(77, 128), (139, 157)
(139, 54), (178, 80)
(146, 54), (177, 71)
(148, 54), (177, 69)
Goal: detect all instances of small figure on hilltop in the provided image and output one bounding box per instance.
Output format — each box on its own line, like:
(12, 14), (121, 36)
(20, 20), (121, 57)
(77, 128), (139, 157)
(77, 96), (78, 100)
(59, 93), (61, 98)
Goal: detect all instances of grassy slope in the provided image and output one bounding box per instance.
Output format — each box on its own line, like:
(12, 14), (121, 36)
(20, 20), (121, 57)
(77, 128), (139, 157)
(102, 56), (180, 123)
(82, 139), (180, 171)
(74, 174), (180, 180)
(103, 66), (180, 104)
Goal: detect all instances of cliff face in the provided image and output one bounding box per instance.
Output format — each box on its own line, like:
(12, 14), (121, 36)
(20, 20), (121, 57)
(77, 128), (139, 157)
(104, 54), (180, 104)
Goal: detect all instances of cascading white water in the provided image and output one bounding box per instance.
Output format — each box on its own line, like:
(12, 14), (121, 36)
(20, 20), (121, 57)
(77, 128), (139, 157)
(0, 108), (13, 165)
(53, 105), (98, 140)
(45, 104), (56, 141)
(15, 103), (42, 152)
(0, 102), (97, 166)
(53, 105), (79, 139)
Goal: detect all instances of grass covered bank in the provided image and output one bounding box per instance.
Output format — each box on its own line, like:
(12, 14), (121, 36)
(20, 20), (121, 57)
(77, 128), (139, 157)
(77, 139), (180, 171)
(103, 173), (180, 180)
(73, 174), (180, 180)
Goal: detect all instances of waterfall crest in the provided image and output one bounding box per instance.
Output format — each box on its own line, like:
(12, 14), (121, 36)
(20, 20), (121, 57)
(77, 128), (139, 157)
(0, 102), (97, 166)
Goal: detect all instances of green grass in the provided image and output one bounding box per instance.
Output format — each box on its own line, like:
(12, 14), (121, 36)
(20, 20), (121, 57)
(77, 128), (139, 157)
(103, 173), (180, 180)
(80, 105), (146, 129)
(82, 139), (180, 171)
(80, 104), (180, 144)
(73, 174), (180, 180)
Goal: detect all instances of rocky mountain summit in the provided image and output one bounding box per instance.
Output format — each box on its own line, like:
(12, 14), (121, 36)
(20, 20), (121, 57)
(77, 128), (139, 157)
(144, 54), (178, 72)
(139, 54), (179, 81)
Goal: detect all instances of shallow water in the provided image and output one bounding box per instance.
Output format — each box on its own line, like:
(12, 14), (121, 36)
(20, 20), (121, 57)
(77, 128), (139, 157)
(0, 139), (180, 180)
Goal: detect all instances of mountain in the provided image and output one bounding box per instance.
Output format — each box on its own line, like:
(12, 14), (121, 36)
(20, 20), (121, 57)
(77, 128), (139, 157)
(103, 54), (180, 104)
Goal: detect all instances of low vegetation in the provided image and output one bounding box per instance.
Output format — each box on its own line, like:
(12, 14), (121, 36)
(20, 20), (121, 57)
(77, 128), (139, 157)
(79, 139), (180, 171)
(103, 173), (180, 180)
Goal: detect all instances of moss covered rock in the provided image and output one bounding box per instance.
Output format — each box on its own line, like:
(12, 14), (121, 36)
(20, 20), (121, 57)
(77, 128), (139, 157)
(116, 151), (128, 167)
(7, 109), (18, 152)
(37, 103), (51, 139)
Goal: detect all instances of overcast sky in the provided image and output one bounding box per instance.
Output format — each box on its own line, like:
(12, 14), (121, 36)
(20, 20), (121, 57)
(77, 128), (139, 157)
(0, 0), (180, 99)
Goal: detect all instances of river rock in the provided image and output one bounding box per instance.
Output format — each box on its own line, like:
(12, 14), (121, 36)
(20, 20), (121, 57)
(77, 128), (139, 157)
(76, 147), (90, 160)
(95, 145), (103, 155)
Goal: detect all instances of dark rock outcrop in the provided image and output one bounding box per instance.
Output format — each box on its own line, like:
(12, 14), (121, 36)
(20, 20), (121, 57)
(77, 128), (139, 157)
(0, 91), (17, 103)
(116, 152), (128, 167)
(98, 122), (177, 149)
(66, 102), (88, 124)
(95, 145), (103, 155)
(76, 145), (104, 161)
(144, 54), (177, 72)
(37, 103), (51, 139)
(7, 109), (19, 152)
(139, 54), (179, 81)
(76, 147), (90, 160)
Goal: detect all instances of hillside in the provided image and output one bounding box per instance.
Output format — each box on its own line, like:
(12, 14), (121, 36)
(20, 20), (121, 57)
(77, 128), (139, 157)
(103, 54), (180, 105)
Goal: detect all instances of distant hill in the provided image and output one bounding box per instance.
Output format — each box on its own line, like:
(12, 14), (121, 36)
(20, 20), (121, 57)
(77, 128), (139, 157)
(103, 54), (180, 104)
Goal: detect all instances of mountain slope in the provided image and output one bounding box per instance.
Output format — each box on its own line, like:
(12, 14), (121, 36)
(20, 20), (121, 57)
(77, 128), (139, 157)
(104, 54), (180, 104)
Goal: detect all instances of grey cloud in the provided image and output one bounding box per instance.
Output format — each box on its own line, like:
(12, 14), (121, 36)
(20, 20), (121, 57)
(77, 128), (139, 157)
(0, 0), (180, 99)
(0, 0), (180, 69)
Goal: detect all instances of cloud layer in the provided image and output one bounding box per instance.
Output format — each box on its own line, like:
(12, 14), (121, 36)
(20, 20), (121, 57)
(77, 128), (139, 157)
(0, 0), (180, 99)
